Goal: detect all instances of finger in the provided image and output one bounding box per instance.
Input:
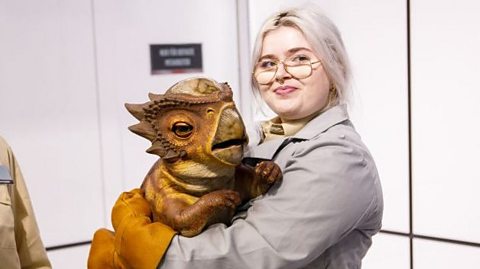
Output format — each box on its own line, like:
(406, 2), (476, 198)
(223, 199), (235, 208)
(129, 188), (144, 195)
(211, 190), (241, 208)
(88, 229), (116, 269)
(256, 161), (266, 169)
(262, 163), (274, 178)
(255, 161), (273, 173)
(225, 190), (241, 206)
(267, 167), (281, 183)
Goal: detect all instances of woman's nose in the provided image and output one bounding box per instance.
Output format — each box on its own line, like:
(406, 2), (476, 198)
(275, 63), (292, 82)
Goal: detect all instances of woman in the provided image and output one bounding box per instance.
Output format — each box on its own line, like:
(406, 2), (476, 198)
(89, 5), (383, 269)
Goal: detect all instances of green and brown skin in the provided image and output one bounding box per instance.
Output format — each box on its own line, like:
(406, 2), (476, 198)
(125, 78), (281, 237)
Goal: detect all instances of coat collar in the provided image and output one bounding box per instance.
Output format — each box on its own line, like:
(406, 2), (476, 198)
(294, 104), (349, 140)
(247, 104), (349, 160)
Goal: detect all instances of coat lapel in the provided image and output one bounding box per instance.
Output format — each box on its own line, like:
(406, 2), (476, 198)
(246, 105), (350, 160)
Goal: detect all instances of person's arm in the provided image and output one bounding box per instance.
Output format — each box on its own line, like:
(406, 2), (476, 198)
(1, 138), (51, 269)
(159, 132), (382, 268)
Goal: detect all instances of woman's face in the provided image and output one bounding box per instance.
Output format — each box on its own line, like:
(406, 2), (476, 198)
(256, 26), (331, 121)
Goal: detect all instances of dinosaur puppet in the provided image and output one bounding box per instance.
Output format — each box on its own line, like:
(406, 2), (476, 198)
(125, 77), (281, 237)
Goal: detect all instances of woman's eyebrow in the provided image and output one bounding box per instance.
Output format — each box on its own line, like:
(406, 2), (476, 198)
(287, 47), (313, 54)
(258, 47), (314, 61)
(258, 54), (278, 60)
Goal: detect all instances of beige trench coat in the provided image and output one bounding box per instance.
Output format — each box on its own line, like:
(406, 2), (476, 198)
(0, 136), (51, 269)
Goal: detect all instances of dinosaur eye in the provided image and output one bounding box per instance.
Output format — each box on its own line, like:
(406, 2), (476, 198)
(172, 122), (193, 138)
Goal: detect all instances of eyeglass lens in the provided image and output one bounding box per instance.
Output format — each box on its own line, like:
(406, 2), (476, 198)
(254, 56), (317, 84)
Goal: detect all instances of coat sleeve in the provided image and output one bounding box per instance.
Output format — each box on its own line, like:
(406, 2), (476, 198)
(159, 132), (382, 269)
(0, 137), (52, 269)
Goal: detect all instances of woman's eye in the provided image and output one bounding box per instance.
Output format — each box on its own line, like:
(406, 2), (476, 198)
(290, 54), (311, 63)
(172, 122), (193, 138)
(259, 60), (277, 69)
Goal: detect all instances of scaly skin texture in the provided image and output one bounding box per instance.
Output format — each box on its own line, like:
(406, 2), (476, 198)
(125, 77), (281, 237)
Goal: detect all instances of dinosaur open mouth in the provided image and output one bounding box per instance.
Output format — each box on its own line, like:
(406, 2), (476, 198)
(212, 139), (246, 151)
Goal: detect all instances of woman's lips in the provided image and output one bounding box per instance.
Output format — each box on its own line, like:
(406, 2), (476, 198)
(274, 86), (297, 96)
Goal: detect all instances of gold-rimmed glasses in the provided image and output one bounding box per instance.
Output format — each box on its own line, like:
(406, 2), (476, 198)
(253, 55), (322, 85)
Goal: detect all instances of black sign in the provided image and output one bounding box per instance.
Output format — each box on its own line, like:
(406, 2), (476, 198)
(150, 44), (203, 74)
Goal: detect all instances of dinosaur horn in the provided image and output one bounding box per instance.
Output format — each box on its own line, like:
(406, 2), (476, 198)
(146, 144), (166, 157)
(220, 82), (233, 101)
(148, 92), (164, 101)
(127, 122), (156, 141)
(125, 103), (146, 120)
(146, 144), (179, 160)
(164, 149), (181, 160)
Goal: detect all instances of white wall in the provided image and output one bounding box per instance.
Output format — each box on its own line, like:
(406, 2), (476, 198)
(0, 0), (105, 257)
(1, 0), (479, 268)
(410, 0), (480, 267)
(410, 0), (480, 243)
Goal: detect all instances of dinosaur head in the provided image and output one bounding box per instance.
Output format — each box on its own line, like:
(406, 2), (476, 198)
(125, 77), (248, 185)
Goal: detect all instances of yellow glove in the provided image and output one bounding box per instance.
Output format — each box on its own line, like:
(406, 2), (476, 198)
(88, 189), (177, 269)
(88, 228), (126, 269)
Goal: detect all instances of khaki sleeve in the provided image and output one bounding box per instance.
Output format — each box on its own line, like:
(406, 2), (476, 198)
(1, 137), (52, 269)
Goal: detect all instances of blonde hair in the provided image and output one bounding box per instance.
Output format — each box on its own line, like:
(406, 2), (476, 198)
(251, 5), (352, 107)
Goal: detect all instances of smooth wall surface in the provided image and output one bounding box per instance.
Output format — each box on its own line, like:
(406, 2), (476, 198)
(414, 239), (480, 268)
(362, 233), (410, 269)
(0, 0), (105, 250)
(411, 0), (480, 243)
